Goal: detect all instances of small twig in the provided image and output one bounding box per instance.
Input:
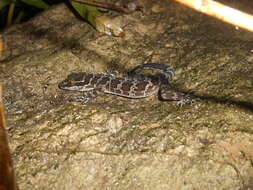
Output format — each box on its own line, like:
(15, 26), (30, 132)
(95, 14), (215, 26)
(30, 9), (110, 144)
(0, 84), (19, 190)
(70, 0), (138, 14)
(0, 84), (6, 129)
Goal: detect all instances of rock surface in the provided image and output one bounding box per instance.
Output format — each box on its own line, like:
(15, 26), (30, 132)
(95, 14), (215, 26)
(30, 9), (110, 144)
(1, 0), (253, 189)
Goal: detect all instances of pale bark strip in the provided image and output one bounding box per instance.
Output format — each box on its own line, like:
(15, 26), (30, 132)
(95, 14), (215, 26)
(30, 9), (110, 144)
(171, 0), (253, 32)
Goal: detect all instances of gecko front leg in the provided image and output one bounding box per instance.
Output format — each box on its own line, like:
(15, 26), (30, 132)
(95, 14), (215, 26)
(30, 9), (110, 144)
(74, 89), (100, 103)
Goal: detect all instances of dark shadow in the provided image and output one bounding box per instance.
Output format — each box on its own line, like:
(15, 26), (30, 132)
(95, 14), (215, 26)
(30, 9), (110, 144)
(159, 89), (253, 113)
(196, 93), (253, 113)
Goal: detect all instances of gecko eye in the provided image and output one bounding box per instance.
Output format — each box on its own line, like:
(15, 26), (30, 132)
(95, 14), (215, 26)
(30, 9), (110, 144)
(69, 80), (75, 85)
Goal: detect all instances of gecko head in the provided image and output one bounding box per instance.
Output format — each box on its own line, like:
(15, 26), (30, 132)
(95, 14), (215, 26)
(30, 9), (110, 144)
(58, 72), (94, 91)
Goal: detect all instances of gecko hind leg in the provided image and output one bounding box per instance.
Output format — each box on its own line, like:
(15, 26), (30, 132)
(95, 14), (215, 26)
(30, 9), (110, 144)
(159, 86), (198, 106)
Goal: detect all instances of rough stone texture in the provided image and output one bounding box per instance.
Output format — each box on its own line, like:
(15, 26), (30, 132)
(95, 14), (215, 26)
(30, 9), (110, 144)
(1, 0), (253, 189)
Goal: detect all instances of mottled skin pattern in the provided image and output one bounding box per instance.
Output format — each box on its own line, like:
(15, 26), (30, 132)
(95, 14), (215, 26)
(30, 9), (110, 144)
(58, 63), (195, 105)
